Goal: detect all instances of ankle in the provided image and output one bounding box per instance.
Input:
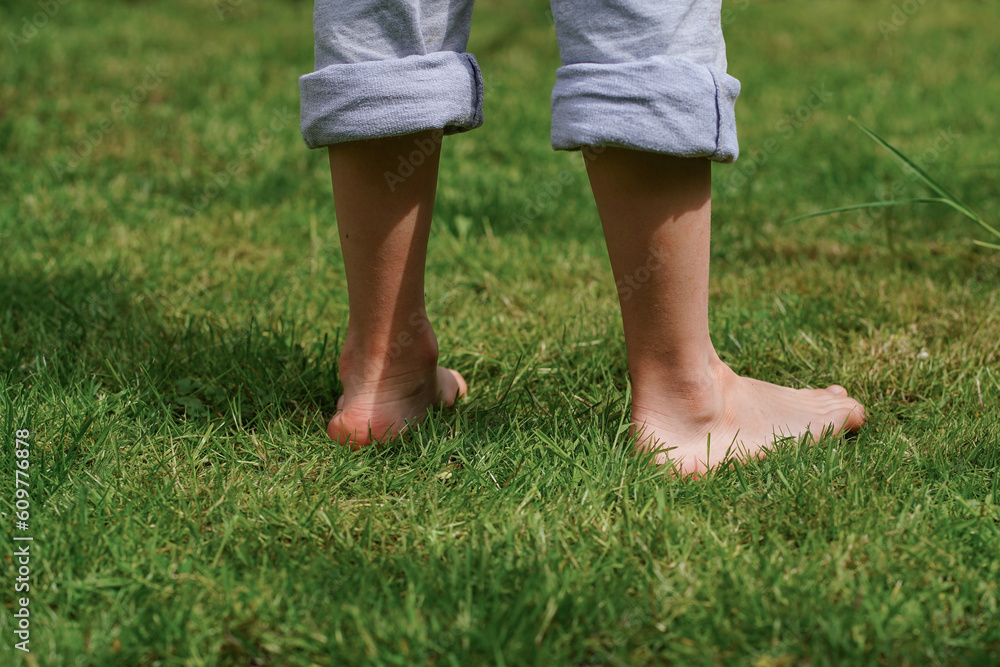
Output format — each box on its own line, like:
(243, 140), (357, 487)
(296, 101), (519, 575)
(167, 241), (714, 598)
(630, 356), (729, 422)
(629, 347), (724, 394)
(339, 325), (440, 385)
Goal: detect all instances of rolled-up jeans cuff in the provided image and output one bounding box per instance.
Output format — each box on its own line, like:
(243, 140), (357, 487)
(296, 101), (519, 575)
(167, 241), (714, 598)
(298, 51), (484, 149)
(551, 56), (741, 163)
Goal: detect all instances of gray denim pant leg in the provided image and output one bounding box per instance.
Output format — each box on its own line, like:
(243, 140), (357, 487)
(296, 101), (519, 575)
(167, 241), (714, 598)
(298, 0), (484, 148)
(550, 0), (741, 162)
(299, 0), (739, 162)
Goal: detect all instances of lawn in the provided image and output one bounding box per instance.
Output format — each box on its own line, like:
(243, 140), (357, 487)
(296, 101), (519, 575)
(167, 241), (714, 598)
(1, 0), (999, 664)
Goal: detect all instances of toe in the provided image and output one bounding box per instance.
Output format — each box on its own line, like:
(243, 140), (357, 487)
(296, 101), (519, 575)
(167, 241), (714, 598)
(453, 370), (468, 399)
(826, 385), (848, 396)
(836, 399), (866, 431)
(442, 368), (468, 403)
(847, 401), (866, 429)
(327, 412), (362, 450)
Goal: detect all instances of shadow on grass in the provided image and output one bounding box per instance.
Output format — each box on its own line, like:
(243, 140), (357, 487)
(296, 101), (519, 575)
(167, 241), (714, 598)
(0, 266), (342, 432)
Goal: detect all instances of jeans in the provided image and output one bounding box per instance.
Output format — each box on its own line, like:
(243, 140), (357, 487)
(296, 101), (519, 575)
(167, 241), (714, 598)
(299, 0), (740, 162)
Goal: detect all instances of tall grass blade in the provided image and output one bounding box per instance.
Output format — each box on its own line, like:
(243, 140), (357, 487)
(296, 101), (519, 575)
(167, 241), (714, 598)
(848, 118), (968, 208)
(787, 198), (958, 223)
(790, 119), (1000, 245)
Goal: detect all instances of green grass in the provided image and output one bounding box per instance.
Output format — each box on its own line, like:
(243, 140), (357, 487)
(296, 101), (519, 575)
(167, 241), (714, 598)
(2, 0), (999, 664)
(789, 118), (1000, 250)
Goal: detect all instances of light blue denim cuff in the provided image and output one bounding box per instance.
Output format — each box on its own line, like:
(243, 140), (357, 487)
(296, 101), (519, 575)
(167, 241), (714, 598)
(299, 51), (484, 149)
(551, 56), (741, 163)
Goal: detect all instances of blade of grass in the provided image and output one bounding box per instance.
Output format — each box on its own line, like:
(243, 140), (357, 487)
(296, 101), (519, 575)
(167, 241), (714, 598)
(788, 119), (1000, 244)
(848, 118), (968, 207)
(787, 198), (959, 223)
(848, 117), (1000, 240)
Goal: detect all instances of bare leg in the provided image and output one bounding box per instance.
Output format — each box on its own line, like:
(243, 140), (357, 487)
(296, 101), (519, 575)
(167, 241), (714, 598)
(585, 148), (865, 474)
(326, 131), (466, 448)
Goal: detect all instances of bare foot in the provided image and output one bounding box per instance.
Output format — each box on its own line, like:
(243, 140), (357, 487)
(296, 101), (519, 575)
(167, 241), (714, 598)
(328, 337), (467, 449)
(631, 360), (865, 475)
